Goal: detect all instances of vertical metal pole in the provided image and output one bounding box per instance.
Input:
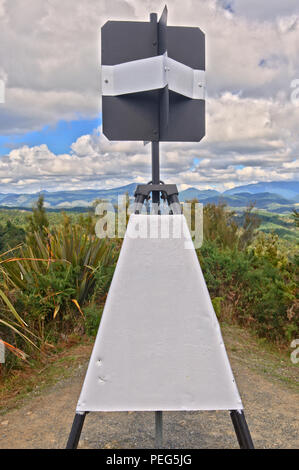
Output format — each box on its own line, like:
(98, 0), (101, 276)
(66, 412), (86, 449)
(150, 12), (160, 213)
(158, 6), (169, 137)
(155, 411), (163, 448)
(152, 141), (160, 186)
(151, 141), (160, 212)
(230, 410), (254, 449)
(150, 12), (157, 23)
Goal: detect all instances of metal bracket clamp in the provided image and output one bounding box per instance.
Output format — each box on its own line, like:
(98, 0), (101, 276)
(134, 183), (179, 199)
(134, 183), (181, 214)
(101, 55), (206, 100)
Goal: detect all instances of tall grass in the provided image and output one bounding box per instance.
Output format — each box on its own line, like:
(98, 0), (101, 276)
(0, 247), (39, 361)
(0, 217), (118, 364)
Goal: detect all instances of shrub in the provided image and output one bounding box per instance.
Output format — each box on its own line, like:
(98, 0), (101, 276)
(0, 221), (25, 252)
(84, 303), (103, 337)
(198, 239), (298, 344)
(203, 202), (260, 250)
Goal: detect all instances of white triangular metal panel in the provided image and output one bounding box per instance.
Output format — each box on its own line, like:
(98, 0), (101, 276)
(76, 215), (243, 412)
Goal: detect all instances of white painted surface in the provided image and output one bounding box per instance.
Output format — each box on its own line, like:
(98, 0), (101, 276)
(101, 55), (206, 100)
(77, 215), (242, 412)
(101, 56), (165, 97)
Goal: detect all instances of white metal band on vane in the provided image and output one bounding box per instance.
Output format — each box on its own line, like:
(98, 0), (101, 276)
(101, 54), (206, 100)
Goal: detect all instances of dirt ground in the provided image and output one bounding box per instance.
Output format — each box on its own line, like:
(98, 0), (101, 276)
(0, 325), (298, 449)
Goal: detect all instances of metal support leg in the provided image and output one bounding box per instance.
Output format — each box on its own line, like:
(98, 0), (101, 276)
(230, 410), (254, 449)
(155, 411), (163, 448)
(167, 193), (181, 215)
(151, 141), (160, 213)
(66, 412), (87, 449)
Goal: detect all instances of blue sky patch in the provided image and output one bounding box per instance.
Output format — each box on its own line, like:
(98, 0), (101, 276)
(0, 116), (101, 156)
(220, 1), (235, 14)
(191, 157), (202, 170)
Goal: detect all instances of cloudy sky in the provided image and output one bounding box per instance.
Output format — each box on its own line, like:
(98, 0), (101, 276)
(0, 0), (298, 193)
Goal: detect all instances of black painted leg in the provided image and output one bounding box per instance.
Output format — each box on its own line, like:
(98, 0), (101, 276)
(230, 410), (254, 449)
(66, 412), (87, 449)
(155, 411), (163, 448)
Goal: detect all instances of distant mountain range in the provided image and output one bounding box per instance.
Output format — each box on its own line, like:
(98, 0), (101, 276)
(223, 181), (299, 200)
(0, 181), (298, 213)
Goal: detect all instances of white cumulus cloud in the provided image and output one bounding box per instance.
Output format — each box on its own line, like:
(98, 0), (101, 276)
(0, 0), (298, 192)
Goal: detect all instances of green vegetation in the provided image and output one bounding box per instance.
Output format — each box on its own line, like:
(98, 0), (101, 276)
(198, 203), (298, 345)
(250, 209), (298, 241)
(0, 221), (25, 252)
(0, 196), (120, 375)
(0, 197), (298, 379)
(292, 209), (299, 228)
